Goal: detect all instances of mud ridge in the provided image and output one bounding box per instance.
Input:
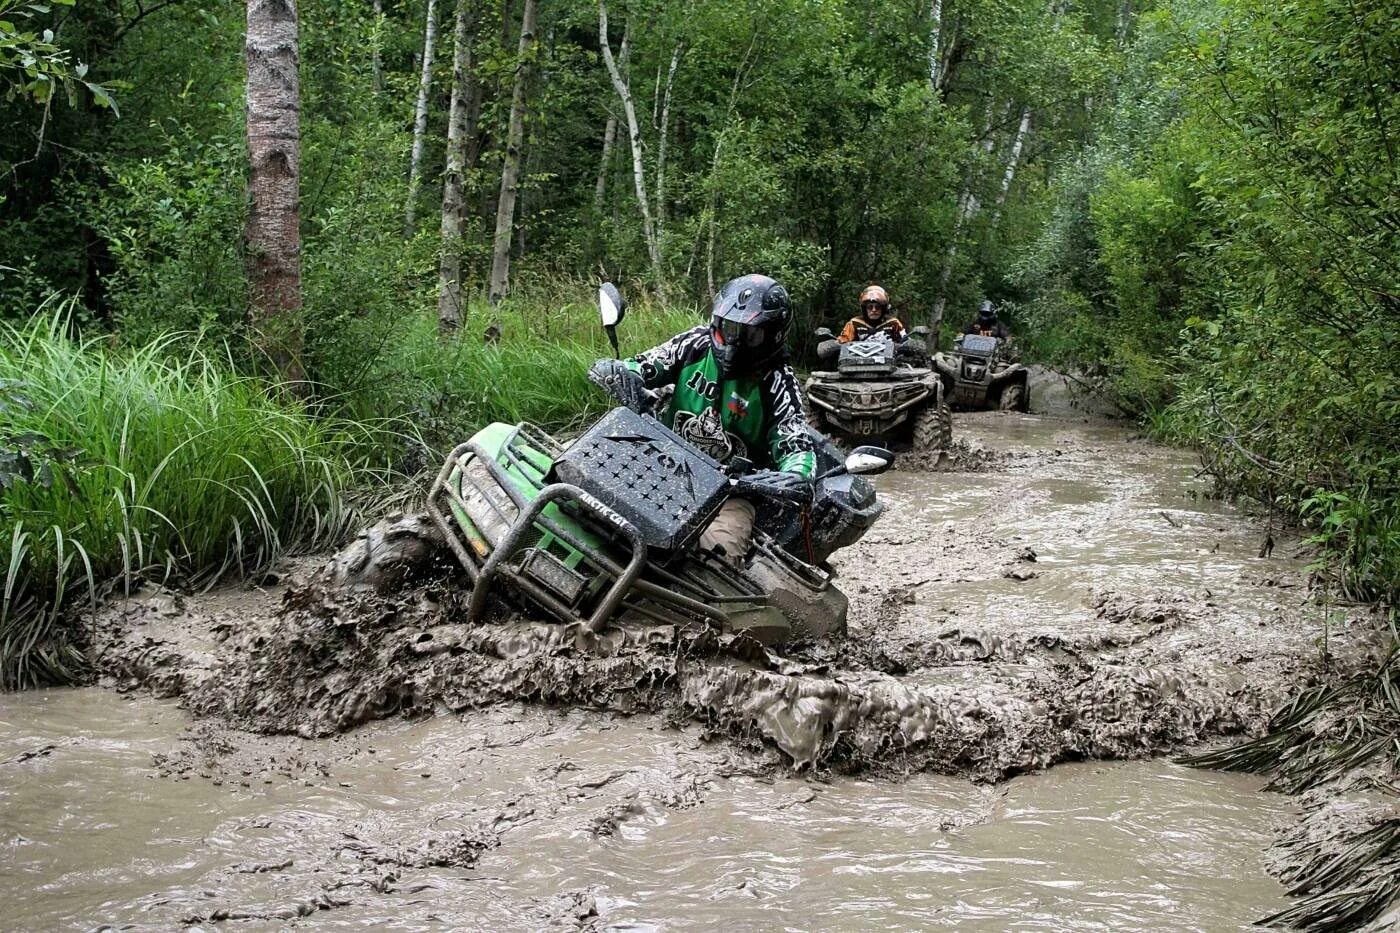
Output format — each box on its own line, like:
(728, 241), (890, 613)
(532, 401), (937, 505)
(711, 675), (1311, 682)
(93, 568), (1317, 783)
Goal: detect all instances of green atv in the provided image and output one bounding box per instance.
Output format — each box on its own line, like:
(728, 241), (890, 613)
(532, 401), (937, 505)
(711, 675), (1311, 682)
(416, 285), (894, 647)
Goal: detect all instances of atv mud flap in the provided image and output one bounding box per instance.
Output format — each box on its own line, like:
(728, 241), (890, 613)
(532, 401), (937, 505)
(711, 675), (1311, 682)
(745, 539), (848, 640)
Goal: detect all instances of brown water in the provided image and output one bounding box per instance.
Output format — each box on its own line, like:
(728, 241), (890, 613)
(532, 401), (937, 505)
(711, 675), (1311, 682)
(3, 690), (1289, 930)
(2, 407), (1327, 929)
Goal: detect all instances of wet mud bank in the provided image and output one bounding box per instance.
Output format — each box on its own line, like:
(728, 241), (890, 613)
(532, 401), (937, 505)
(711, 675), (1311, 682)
(92, 410), (1367, 785)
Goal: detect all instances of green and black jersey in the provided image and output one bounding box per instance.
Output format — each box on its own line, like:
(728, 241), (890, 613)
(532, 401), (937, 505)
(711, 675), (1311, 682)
(625, 326), (816, 479)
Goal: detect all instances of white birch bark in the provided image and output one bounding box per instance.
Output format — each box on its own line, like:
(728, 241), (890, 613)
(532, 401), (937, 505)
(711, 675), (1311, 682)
(487, 0), (538, 305)
(372, 0), (384, 94)
(404, 0), (439, 237)
(246, 0), (304, 386)
(654, 41), (681, 240)
(438, 0), (476, 332)
(927, 0), (942, 90)
(990, 106), (1031, 227)
(593, 29), (627, 211)
(930, 101), (1003, 332)
(598, 0), (662, 288)
(594, 114), (617, 210)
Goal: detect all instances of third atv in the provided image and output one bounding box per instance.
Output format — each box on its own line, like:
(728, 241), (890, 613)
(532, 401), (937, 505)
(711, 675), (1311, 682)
(933, 333), (1029, 412)
(803, 329), (952, 451)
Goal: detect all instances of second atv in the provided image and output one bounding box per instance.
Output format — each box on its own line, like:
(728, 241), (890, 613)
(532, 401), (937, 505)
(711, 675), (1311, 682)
(803, 330), (952, 451)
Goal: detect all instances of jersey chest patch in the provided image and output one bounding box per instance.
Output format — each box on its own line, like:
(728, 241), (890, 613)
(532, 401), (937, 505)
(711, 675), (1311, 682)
(673, 408), (748, 464)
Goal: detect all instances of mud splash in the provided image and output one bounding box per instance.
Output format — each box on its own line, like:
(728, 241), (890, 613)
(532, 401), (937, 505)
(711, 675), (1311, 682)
(88, 411), (1357, 785)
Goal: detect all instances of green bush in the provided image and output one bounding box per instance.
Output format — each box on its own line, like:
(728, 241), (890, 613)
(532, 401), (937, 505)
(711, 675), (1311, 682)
(91, 132), (249, 346)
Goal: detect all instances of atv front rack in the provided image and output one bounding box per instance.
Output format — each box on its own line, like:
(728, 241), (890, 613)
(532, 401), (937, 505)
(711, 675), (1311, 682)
(426, 423), (772, 635)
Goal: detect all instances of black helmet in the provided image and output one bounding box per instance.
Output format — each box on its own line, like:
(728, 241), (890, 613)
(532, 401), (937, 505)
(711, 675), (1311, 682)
(709, 274), (792, 377)
(977, 299), (996, 323)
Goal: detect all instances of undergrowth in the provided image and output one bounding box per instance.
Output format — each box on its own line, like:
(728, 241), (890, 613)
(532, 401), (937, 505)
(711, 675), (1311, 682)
(0, 308), (370, 688)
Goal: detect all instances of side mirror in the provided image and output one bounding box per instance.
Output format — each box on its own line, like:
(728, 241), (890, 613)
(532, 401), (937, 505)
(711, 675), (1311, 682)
(599, 282), (627, 358)
(815, 326), (834, 340)
(844, 445), (894, 476)
(816, 444), (895, 481)
(910, 326), (929, 337)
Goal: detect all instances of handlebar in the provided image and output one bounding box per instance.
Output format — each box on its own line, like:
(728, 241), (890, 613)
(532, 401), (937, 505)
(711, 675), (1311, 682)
(730, 474), (814, 506)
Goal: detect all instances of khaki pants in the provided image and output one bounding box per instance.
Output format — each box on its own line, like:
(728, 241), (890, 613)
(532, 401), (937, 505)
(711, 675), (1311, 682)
(698, 498), (756, 562)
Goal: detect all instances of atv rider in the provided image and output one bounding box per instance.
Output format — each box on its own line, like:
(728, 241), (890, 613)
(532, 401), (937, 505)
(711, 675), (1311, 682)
(587, 274), (817, 563)
(965, 299), (1012, 341)
(839, 285), (908, 344)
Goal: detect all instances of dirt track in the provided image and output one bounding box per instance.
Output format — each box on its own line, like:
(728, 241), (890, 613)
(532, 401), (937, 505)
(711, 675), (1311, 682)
(11, 391), (1391, 928)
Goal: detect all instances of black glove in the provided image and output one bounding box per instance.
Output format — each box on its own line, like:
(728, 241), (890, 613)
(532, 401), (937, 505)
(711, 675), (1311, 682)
(740, 468), (814, 504)
(587, 358), (660, 415)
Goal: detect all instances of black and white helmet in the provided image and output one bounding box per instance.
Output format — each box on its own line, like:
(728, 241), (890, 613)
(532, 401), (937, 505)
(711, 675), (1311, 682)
(709, 274), (792, 377)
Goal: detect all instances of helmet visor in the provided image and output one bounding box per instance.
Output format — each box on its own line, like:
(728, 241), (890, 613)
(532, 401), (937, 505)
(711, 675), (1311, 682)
(713, 318), (767, 348)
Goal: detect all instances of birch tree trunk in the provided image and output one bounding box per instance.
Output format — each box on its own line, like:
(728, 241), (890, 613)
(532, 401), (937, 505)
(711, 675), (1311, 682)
(403, 0), (439, 238)
(654, 41), (681, 240)
(246, 0), (305, 386)
(594, 114), (617, 210)
(463, 48), (484, 171)
(437, 0), (476, 333)
(929, 101), (1003, 334)
(593, 28), (627, 211)
(927, 0), (942, 90)
(598, 0), (662, 288)
(989, 107), (1031, 228)
(486, 0), (538, 306)
(371, 0), (385, 94)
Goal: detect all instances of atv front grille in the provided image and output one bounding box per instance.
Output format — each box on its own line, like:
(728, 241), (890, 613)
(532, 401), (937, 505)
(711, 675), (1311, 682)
(808, 381), (929, 414)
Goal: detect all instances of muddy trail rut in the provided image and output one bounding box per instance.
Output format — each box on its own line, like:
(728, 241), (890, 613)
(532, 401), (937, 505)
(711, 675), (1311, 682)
(93, 411), (1341, 780)
(5, 401), (1376, 929)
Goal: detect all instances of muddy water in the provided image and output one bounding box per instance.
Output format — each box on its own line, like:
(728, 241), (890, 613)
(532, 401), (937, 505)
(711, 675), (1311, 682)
(4, 690), (1289, 930)
(3, 409), (1330, 928)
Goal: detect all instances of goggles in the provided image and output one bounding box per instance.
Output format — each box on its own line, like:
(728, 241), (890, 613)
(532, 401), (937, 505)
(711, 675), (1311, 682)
(712, 318), (768, 348)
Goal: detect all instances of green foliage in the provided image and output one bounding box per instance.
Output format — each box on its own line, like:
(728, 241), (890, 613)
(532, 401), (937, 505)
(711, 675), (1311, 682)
(91, 129), (248, 344)
(1021, 0), (1400, 604)
(0, 0), (115, 112)
(0, 304), (369, 688)
(325, 288), (701, 459)
(1042, 5), (1400, 915)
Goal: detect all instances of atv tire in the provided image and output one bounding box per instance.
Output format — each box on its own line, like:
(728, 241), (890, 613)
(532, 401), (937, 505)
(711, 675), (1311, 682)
(999, 383), (1027, 412)
(317, 512), (446, 593)
(912, 402), (953, 451)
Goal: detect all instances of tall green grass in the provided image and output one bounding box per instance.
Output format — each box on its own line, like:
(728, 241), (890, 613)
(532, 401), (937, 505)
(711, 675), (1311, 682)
(324, 294), (704, 455)
(0, 310), (368, 688)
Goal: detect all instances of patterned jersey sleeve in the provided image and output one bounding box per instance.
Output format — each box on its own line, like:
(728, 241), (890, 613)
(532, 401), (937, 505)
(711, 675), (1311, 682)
(623, 326), (710, 389)
(763, 364), (817, 479)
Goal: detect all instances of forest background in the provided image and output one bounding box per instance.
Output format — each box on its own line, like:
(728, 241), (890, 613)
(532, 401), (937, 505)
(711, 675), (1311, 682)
(0, 0), (1395, 688)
